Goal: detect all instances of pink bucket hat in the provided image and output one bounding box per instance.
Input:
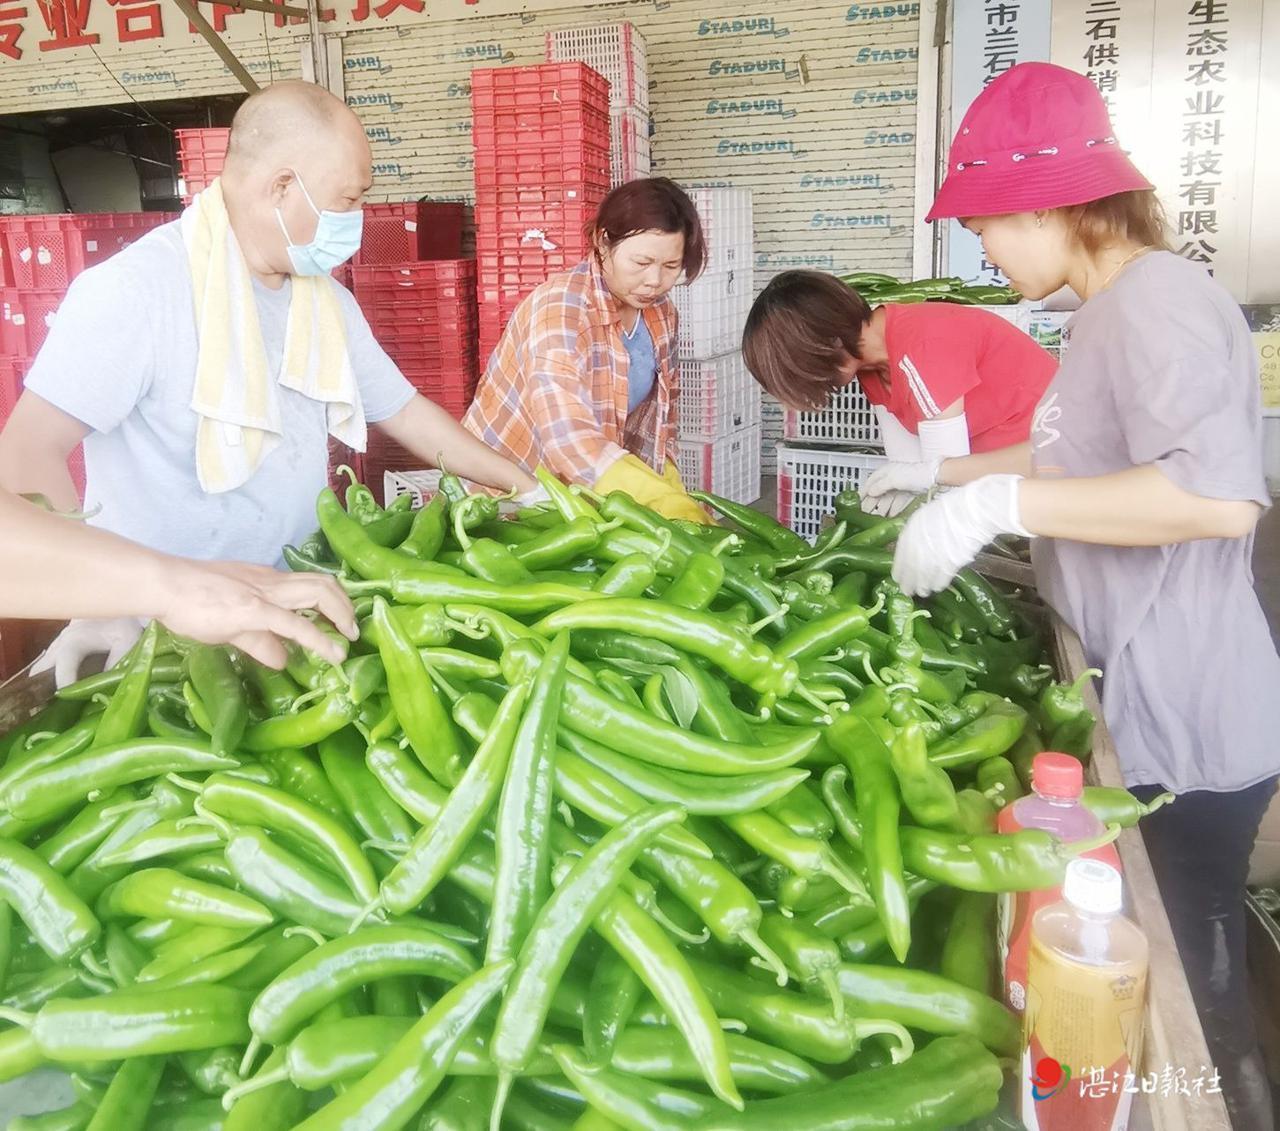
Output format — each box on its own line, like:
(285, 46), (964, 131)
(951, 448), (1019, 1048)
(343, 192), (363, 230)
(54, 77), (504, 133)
(927, 62), (1153, 223)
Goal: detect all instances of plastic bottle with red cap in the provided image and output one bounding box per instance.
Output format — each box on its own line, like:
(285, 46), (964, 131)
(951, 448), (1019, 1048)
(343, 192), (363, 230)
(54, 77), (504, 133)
(996, 753), (1123, 1017)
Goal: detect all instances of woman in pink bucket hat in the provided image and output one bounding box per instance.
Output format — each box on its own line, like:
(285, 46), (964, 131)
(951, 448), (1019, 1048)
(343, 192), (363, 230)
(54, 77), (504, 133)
(864, 62), (1278, 1128)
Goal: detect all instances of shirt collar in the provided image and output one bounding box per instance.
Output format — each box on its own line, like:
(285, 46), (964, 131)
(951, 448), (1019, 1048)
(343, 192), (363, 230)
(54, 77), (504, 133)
(587, 257), (628, 327)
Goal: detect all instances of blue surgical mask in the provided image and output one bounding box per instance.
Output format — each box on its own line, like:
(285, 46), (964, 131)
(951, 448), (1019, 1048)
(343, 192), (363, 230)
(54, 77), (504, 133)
(275, 171), (363, 276)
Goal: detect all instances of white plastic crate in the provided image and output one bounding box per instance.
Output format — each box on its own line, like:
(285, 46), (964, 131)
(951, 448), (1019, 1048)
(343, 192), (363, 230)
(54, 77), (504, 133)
(776, 444), (888, 542)
(676, 352), (761, 442)
(684, 188), (753, 274)
(546, 22), (648, 110)
(670, 267), (753, 361)
(677, 424), (762, 504)
(760, 396), (784, 476)
(611, 107), (651, 185)
(384, 469), (441, 506)
(783, 381), (881, 445)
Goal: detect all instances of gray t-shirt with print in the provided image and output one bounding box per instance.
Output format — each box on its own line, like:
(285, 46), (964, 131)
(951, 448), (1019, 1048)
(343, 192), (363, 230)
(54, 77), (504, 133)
(1030, 250), (1279, 794)
(23, 222), (415, 567)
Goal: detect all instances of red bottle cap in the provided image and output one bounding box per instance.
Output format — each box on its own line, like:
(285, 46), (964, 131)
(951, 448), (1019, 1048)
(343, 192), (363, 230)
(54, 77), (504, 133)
(1031, 753), (1083, 799)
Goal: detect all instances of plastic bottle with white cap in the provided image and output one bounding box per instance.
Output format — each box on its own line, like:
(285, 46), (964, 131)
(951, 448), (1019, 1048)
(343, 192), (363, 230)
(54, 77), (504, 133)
(997, 752), (1122, 1016)
(1020, 858), (1149, 1131)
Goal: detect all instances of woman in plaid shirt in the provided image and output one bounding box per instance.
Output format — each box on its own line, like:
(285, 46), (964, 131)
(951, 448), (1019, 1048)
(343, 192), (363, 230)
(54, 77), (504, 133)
(464, 179), (712, 522)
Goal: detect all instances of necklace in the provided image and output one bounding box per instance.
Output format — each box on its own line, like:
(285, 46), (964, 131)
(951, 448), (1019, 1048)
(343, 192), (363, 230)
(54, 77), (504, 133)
(1096, 245), (1152, 295)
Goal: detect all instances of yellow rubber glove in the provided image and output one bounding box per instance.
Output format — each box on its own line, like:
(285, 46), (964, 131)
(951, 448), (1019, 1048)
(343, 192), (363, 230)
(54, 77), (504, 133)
(595, 454), (714, 524)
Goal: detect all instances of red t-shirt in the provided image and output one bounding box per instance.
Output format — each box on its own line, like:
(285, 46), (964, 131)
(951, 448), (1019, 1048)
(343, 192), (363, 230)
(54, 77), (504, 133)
(859, 304), (1058, 453)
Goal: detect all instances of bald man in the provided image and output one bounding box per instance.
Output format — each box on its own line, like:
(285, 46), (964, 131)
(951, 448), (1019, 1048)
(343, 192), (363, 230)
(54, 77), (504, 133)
(0, 80), (534, 684)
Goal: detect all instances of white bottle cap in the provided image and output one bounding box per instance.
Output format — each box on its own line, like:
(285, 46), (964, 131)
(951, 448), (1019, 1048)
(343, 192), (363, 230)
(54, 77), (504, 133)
(1063, 858), (1123, 915)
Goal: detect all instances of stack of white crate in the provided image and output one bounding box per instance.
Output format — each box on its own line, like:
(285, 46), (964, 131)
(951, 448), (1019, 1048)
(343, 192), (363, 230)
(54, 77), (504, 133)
(546, 23), (651, 185)
(670, 188), (760, 503)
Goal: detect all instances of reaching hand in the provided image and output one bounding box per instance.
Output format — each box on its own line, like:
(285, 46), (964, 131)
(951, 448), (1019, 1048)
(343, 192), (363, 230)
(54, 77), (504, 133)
(891, 475), (1031, 597)
(156, 561), (358, 669)
(33, 617), (146, 688)
(861, 460), (943, 516)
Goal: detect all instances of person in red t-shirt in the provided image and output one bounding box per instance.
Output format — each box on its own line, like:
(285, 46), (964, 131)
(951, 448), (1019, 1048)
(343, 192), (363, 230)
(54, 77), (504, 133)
(742, 269), (1058, 514)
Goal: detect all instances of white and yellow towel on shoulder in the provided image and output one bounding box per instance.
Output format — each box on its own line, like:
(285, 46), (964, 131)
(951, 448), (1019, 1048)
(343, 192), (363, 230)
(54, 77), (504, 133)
(181, 178), (366, 494)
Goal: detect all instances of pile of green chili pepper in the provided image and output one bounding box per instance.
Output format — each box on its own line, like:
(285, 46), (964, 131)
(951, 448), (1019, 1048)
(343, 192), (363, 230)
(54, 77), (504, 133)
(0, 470), (1159, 1131)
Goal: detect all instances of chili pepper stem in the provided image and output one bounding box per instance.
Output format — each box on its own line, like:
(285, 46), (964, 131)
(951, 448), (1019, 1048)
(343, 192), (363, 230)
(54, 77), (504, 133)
(0, 1008), (31, 1028)
(490, 1071), (514, 1131)
(336, 465), (358, 490)
(419, 658), (462, 705)
(282, 924), (326, 946)
(853, 1020), (915, 1064)
(190, 800), (234, 840)
(361, 838), (408, 858)
(820, 970), (845, 1021)
(348, 896), (384, 933)
(290, 688), (326, 712)
(739, 927), (788, 986)
(633, 899), (709, 946)
(238, 1036), (262, 1079)
(861, 656), (885, 687)
(794, 684), (831, 714)
(1069, 668), (1104, 694)
(453, 508), (472, 550)
(220, 1066), (289, 1111)
(79, 951), (112, 980)
(711, 534), (740, 557)
(747, 605), (789, 636)
(1067, 823), (1123, 858)
(443, 618), (490, 641)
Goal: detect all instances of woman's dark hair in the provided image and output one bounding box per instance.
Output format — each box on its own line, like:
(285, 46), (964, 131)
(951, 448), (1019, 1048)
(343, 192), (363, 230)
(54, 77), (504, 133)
(742, 270), (872, 411)
(588, 178), (707, 281)
(1058, 190), (1172, 255)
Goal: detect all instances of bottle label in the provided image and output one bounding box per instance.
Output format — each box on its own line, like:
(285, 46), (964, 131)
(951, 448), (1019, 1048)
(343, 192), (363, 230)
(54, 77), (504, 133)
(1020, 937), (1147, 1131)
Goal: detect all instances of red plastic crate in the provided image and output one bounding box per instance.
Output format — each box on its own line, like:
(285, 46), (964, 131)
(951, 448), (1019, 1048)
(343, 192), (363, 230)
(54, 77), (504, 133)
(352, 259), (476, 303)
(400, 367), (477, 402)
(472, 102), (609, 147)
(4, 213), (172, 290)
(353, 203), (465, 266)
(0, 354), (24, 424)
(379, 336), (478, 371)
(0, 289), (63, 359)
(473, 143), (610, 186)
(471, 62), (609, 106)
(177, 128), (230, 202)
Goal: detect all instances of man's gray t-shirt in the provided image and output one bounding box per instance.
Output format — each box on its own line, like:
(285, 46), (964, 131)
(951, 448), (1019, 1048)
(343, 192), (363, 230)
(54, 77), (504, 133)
(1031, 251), (1279, 794)
(23, 221), (415, 566)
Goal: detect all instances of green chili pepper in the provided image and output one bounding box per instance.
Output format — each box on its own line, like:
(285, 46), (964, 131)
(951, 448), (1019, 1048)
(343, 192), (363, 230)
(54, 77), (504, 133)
(507, 516), (603, 569)
(241, 693), (357, 754)
(688, 491), (806, 553)
(0, 984), (251, 1061)
(583, 946), (641, 1065)
(97, 867), (272, 929)
(486, 633), (570, 965)
(834, 962), (1020, 1055)
(950, 570), (1016, 636)
(773, 603), (877, 666)
(928, 699), (1028, 769)
(900, 822), (1120, 892)
(1040, 667), (1101, 728)
(976, 756), (1025, 804)
(594, 554), (658, 598)
(0, 719), (98, 797)
(224, 826), (371, 938)
(292, 961), (513, 1131)
(399, 493), (448, 560)
(595, 669), (646, 711)
(561, 730), (809, 816)
(826, 715), (911, 963)
(194, 771), (377, 902)
(501, 641), (818, 777)
(424, 1076), (497, 1131)
(184, 645), (248, 758)
(8, 1104), (95, 1131)
(661, 551), (727, 611)
(591, 883), (742, 1108)
(764, 782), (833, 840)
(1081, 786), (1174, 826)
(490, 805), (691, 1122)
(889, 722), (960, 829)
(318, 728), (415, 850)
(758, 912), (844, 1018)
(459, 537), (536, 585)
(95, 819), (222, 868)
(537, 599), (796, 699)
(33, 786), (136, 874)
(940, 892), (997, 997)
(0, 838), (100, 962)
(257, 749), (350, 824)
(381, 681), (529, 915)
(93, 623), (159, 748)
(247, 924), (476, 1048)
(608, 1028), (828, 1096)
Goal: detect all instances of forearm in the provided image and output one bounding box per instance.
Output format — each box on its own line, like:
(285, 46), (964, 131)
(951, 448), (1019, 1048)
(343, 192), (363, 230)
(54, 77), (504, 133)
(378, 397), (535, 494)
(939, 443), (1031, 486)
(0, 491), (177, 620)
(0, 444), (80, 513)
(1018, 464), (1261, 545)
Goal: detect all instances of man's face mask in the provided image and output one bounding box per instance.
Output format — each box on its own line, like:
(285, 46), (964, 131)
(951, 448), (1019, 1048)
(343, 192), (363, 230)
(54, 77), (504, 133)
(275, 171), (363, 276)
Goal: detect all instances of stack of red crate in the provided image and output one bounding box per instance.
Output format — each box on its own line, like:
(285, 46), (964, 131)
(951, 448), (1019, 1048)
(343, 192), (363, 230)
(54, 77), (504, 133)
(471, 63), (611, 364)
(0, 211), (175, 505)
(176, 128), (230, 206)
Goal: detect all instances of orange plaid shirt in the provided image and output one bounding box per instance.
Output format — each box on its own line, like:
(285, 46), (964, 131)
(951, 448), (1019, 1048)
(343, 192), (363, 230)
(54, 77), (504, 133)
(463, 259), (680, 485)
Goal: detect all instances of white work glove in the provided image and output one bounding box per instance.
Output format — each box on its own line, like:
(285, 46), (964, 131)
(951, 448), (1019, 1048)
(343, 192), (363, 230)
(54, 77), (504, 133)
(513, 483), (551, 508)
(892, 475), (1032, 597)
(32, 616), (146, 689)
(862, 459), (943, 516)
(863, 489), (918, 518)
